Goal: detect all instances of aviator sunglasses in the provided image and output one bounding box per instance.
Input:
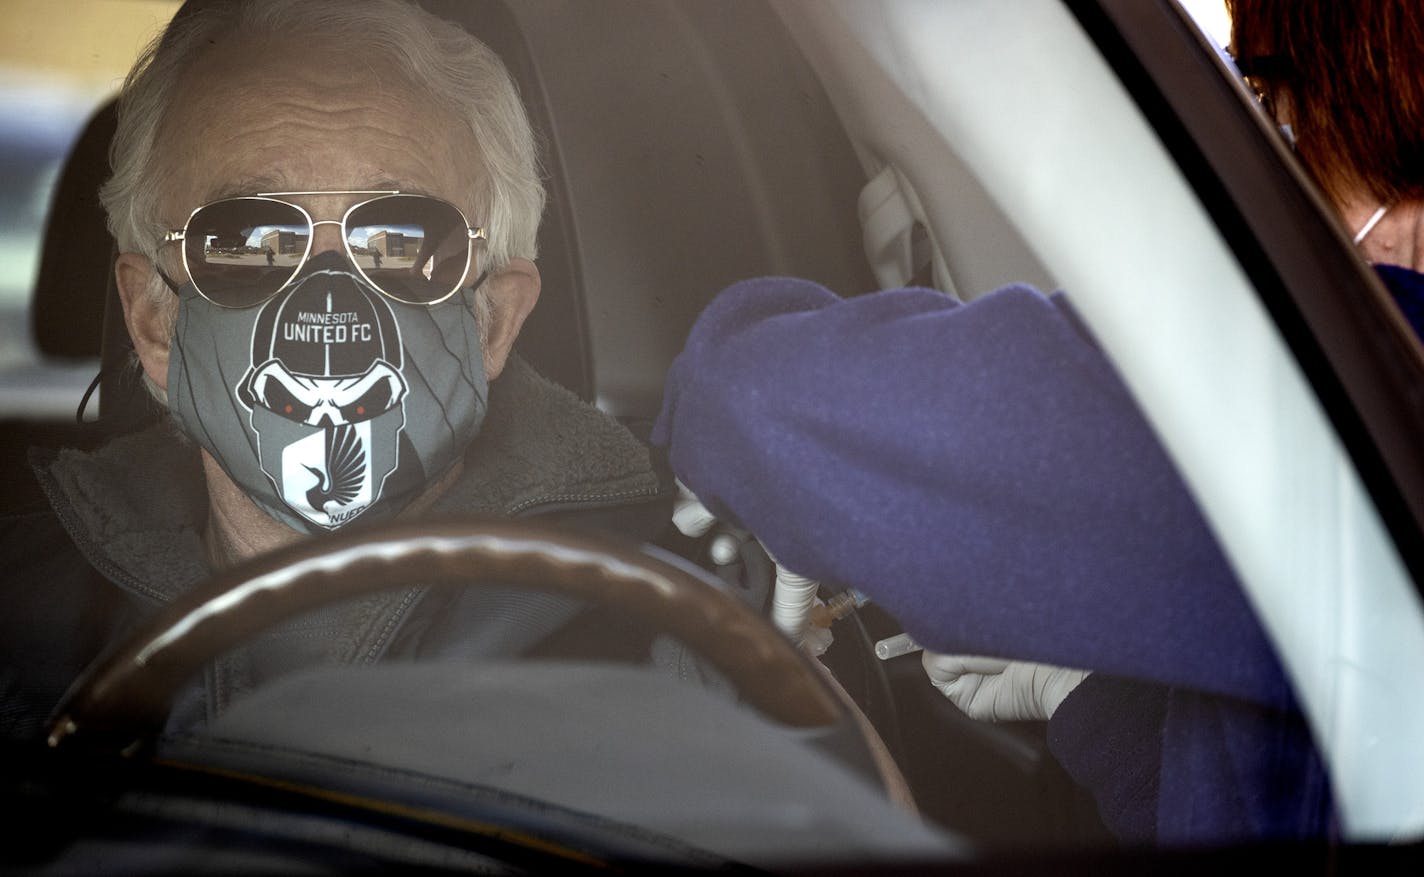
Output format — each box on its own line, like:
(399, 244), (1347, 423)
(160, 191), (489, 307)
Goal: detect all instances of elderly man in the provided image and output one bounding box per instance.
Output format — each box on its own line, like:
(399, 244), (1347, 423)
(1, 0), (669, 739)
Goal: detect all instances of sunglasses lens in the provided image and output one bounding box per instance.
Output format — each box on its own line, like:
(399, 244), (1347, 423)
(184, 199), (308, 307)
(346, 195), (471, 303)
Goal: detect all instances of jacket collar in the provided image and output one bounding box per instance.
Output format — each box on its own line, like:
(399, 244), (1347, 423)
(34, 356), (665, 606)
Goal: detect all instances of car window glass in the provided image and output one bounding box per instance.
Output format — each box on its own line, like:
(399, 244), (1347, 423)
(0, 0), (180, 417)
(1178, 0), (1231, 51)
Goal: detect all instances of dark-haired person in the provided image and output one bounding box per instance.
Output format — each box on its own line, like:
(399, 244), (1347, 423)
(1229, 0), (1424, 338)
(0, 0), (671, 741)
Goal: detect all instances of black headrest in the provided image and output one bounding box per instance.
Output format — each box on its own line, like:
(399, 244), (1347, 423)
(31, 100), (115, 362)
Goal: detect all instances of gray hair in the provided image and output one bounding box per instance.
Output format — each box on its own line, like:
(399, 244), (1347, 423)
(101, 0), (544, 277)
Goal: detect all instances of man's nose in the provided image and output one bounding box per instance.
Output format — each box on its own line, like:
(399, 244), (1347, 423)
(309, 219), (347, 255)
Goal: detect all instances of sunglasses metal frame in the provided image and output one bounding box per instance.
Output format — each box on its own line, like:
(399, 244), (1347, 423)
(161, 190), (489, 307)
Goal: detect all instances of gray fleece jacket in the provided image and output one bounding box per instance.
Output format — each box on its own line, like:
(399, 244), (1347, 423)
(2, 357), (672, 736)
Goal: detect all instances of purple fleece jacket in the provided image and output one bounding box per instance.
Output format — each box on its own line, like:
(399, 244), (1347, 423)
(651, 277), (1333, 845)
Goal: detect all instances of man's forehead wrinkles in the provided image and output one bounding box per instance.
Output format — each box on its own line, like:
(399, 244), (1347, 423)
(184, 124), (452, 196)
(187, 118), (458, 180)
(197, 177), (428, 202)
(207, 172), (455, 208)
(163, 53), (478, 223)
(205, 176), (286, 202)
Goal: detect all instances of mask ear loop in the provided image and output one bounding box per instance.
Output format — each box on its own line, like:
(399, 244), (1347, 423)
(75, 370), (103, 424)
(1353, 205), (1390, 245)
(78, 261), (183, 423)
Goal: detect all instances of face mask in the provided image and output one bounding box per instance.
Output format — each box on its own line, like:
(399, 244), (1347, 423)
(167, 251), (488, 533)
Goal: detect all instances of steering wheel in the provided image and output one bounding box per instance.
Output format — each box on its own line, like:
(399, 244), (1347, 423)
(46, 517), (850, 755)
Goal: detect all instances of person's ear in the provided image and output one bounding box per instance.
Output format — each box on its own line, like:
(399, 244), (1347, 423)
(479, 257), (541, 381)
(115, 253), (173, 391)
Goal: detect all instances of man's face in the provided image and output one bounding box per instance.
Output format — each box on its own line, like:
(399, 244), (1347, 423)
(143, 38), (492, 530)
(112, 28), (542, 540)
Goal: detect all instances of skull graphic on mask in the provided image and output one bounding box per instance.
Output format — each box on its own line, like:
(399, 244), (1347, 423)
(237, 268), (409, 529)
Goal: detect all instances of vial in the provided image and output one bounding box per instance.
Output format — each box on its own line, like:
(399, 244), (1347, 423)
(874, 632), (922, 661)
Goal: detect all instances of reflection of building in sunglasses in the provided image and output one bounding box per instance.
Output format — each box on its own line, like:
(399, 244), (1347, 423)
(260, 228), (308, 256)
(366, 229), (423, 258)
(164, 190), (487, 307)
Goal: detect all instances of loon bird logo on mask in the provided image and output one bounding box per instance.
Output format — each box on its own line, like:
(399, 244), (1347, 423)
(168, 251), (489, 534)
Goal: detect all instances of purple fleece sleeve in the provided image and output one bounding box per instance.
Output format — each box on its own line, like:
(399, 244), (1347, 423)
(653, 277), (1292, 709)
(1048, 675), (1334, 844)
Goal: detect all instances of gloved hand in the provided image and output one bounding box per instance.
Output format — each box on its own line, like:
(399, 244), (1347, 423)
(673, 482), (832, 656)
(671, 480), (720, 538)
(922, 652), (1089, 722)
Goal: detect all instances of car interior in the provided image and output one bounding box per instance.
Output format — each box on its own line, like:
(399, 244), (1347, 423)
(7, 0), (1424, 868)
(4, 0), (1128, 858)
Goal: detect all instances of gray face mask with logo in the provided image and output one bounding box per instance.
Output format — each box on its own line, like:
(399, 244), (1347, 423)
(167, 251), (488, 533)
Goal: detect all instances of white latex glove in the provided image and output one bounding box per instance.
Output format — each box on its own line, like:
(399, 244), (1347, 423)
(922, 652), (1090, 722)
(769, 556), (832, 657)
(671, 480), (719, 538)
